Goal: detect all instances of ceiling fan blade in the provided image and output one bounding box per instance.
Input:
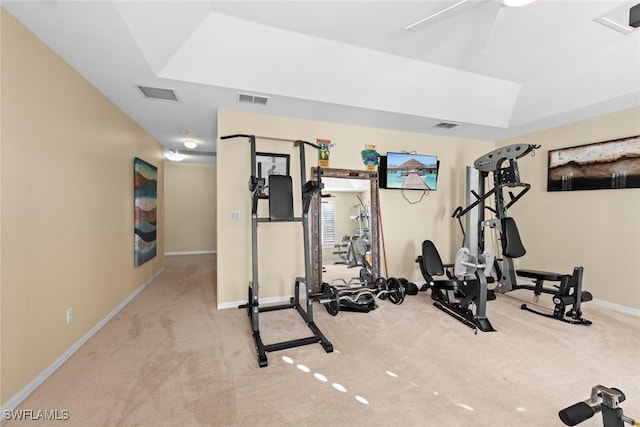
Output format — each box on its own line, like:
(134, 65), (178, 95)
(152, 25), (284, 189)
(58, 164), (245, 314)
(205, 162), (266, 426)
(477, 2), (503, 55)
(404, 0), (488, 31)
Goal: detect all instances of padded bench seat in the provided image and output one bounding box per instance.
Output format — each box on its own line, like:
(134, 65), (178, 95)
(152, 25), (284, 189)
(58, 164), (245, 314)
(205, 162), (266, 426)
(433, 279), (463, 291)
(516, 269), (565, 281)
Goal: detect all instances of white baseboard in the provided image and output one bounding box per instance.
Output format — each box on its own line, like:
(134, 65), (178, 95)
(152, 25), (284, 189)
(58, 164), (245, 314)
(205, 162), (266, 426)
(0, 267), (165, 413)
(592, 298), (640, 317)
(164, 250), (216, 256)
(217, 294), (307, 310)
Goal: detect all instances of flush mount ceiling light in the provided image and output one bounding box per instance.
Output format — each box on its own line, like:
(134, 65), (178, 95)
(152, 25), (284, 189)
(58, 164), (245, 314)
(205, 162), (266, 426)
(165, 149), (185, 162)
(183, 139), (198, 149)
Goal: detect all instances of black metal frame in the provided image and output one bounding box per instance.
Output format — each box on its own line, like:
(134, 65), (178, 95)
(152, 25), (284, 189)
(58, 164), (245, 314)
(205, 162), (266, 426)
(416, 240), (495, 333)
(221, 134), (333, 367)
(559, 385), (637, 427)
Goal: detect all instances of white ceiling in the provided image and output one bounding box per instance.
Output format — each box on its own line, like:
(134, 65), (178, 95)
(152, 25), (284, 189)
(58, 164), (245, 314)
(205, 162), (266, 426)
(5, 1), (640, 164)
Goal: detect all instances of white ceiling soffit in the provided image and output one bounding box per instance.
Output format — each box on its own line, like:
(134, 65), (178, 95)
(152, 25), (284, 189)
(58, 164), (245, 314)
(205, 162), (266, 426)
(125, 11), (520, 128)
(511, 33), (640, 126)
(114, 1), (212, 74)
(116, 2), (640, 131)
(5, 0), (640, 146)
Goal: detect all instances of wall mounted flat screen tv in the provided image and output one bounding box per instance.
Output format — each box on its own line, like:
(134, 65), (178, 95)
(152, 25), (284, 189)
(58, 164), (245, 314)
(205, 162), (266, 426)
(379, 152), (439, 190)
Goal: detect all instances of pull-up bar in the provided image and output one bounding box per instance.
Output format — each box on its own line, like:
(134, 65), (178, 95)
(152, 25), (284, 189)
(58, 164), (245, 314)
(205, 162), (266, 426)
(220, 133), (333, 367)
(221, 134), (322, 183)
(220, 134), (321, 150)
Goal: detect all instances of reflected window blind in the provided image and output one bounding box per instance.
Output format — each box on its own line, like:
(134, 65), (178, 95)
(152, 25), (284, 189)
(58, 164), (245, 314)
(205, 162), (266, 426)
(321, 201), (336, 248)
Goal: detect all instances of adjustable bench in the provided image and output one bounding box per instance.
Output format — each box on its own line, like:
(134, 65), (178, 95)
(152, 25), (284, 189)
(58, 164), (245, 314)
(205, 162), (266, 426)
(515, 267), (592, 325)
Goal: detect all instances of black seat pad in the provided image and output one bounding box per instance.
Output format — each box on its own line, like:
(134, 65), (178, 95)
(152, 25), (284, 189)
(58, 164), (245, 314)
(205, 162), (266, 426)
(432, 279), (462, 290)
(516, 269), (564, 281)
(432, 278), (479, 290)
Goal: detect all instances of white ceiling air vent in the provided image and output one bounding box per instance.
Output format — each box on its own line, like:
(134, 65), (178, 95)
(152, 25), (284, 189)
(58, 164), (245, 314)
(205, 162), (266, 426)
(238, 92), (269, 106)
(434, 121), (460, 129)
(186, 151), (216, 157)
(137, 86), (179, 102)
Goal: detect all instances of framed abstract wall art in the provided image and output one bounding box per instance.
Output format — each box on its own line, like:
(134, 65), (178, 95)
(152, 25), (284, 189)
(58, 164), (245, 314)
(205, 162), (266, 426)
(547, 135), (640, 191)
(134, 158), (157, 267)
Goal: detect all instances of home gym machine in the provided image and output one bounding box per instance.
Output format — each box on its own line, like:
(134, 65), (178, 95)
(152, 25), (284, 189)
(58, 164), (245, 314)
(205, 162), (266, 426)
(559, 385), (638, 427)
(416, 240), (496, 332)
(221, 134), (336, 367)
(451, 143), (592, 327)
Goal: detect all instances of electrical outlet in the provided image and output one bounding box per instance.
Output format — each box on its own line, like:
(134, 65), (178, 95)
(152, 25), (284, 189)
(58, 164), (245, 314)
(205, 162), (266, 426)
(231, 210), (240, 221)
(66, 307), (73, 324)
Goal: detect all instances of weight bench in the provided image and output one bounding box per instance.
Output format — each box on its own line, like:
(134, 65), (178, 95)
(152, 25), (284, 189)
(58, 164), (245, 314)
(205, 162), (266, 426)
(516, 267), (592, 325)
(498, 217), (592, 325)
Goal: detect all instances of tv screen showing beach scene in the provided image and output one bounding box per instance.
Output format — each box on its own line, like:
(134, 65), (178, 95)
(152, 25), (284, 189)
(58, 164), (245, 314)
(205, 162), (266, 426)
(383, 152), (439, 190)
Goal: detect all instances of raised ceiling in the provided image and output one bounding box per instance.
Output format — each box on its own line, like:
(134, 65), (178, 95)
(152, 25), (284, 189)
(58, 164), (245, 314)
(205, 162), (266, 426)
(4, 1), (640, 163)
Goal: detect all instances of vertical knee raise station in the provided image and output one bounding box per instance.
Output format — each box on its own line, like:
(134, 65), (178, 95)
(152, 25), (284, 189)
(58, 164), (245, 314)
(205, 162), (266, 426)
(221, 134), (333, 367)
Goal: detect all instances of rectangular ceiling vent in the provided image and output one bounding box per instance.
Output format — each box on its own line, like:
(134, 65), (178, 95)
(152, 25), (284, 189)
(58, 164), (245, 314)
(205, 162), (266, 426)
(434, 121), (459, 129)
(137, 86), (179, 102)
(238, 93), (269, 106)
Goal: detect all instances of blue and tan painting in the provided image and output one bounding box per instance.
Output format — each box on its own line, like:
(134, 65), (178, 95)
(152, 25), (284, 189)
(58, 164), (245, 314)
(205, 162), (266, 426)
(134, 158), (157, 267)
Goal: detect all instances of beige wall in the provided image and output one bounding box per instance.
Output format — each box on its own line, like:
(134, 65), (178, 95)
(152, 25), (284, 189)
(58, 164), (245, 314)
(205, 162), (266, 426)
(1, 8), (164, 405)
(217, 109), (640, 310)
(217, 110), (494, 305)
(164, 162), (217, 253)
(499, 107), (640, 310)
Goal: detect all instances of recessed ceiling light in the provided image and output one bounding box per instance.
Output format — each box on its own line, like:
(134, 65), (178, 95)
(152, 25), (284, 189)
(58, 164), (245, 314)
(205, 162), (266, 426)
(501, 0), (537, 7)
(183, 139), (198, 149)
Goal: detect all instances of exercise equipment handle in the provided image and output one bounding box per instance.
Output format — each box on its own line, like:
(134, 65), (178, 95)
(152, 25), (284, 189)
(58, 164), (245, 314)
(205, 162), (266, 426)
(559, 402), (595, 426)
(220, 134), (252, 140)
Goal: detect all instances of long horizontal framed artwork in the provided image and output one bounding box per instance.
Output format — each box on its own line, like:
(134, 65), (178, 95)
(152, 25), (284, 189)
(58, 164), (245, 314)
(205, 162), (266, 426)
(547, 135), (640, 191)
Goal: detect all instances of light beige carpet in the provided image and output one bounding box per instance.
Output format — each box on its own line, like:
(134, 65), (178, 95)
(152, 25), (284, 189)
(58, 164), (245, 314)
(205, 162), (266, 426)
(5, 254), (639, 427)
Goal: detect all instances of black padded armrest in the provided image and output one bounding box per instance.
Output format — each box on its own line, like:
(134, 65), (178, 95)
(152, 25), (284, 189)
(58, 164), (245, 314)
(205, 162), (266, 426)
(302, 181), (323, 200)
(516, 269), (565, 281)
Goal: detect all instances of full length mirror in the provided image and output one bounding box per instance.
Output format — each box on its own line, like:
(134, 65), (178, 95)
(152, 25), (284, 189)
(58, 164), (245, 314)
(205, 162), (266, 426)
(311, 168), (379, 292)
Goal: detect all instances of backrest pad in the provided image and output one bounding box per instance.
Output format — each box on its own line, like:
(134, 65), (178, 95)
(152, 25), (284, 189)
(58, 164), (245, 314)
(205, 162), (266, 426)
(421, 240), (445, 277)
(269, 175), (294, 221)
(501, 217), (526, 259)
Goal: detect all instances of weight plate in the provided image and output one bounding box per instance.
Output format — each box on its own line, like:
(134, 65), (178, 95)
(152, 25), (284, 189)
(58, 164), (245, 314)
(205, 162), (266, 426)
(454, 247), (474, 277)
(374, 277), (387, 292)
(355, 236), (369, 256)
(377, 277), (389, 300)
(325, 285), (340, 316)
(359, 268), (372, 285)
(387, 277), (406, 305)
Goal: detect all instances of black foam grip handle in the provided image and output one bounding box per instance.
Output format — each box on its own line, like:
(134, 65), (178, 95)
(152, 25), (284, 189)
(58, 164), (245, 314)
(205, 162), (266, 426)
(559, 402), (595, 426)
